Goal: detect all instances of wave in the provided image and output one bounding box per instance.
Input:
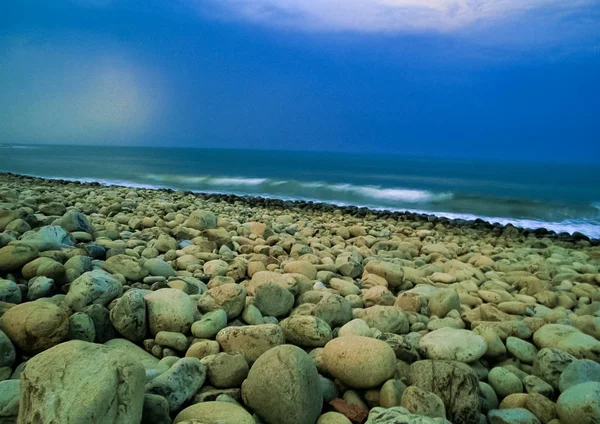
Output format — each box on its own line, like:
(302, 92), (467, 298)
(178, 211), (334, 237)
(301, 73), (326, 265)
(142, 174), (450, 204)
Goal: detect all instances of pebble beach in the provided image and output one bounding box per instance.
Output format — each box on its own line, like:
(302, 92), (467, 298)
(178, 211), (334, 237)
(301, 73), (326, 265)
(1, 172), (600, 424)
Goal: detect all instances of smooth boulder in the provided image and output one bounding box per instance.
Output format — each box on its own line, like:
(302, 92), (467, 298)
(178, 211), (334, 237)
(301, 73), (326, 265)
(0, 301), (69, 353)
(242, 344), (323, 424)
(18, 340), (145, 423)
(322, 336), (396, 389)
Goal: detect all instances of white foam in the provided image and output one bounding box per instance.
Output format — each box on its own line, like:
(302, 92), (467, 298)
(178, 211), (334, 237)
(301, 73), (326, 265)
(210, 177), (267, 186)
(330, 183), (451, 203)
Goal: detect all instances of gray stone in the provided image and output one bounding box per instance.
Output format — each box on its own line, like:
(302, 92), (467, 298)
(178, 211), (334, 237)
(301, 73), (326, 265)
(202, 352), (249, 388)
(64, 255), (93, 283)
(506, 337), (537, 364)
(19, 225), (73, 251)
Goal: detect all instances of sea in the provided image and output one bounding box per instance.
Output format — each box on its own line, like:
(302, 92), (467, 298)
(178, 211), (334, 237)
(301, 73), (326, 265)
(1, 144), (599, 239)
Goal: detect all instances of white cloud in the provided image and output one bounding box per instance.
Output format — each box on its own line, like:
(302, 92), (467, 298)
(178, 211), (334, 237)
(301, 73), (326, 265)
(195, 0), (596, 32)
(0, 37), (165, 144)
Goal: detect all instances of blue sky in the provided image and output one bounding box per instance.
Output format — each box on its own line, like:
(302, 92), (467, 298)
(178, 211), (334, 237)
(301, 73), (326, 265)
(0, 0), (599, 161)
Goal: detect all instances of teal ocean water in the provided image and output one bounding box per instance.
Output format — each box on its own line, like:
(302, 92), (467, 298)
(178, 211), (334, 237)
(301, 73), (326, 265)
(1, 144), (599, 238)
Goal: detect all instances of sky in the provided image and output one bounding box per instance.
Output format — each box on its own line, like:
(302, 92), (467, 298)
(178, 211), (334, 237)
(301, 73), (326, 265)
(0, 0), (599, 161)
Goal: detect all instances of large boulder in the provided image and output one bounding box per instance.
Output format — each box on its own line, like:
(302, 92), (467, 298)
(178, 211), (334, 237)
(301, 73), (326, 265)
(322, 336), (396, 389)
(65, 269), (122, 312)
(18, 340), (145, 423)
(242, 345), (322, 424)
(109, 289), (148, 342)
(144, 289), (196, 336)
(0, 301), (69, 353)
(410, 360), (480, 424)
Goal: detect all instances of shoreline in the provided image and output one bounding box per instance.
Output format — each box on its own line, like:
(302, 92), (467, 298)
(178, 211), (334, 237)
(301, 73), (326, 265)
(2, 171), (598, 245)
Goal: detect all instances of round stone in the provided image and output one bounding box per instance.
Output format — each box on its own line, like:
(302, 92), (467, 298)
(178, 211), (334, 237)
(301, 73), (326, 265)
(488, 367), (523, 398)
(322, 336), (396, 389)
(419, 328), (487, 363)
(557, 382), (600, 424)
(174, 401), (254, 424)
(242, 345), (322, 424)
(0, 301), (69, 353)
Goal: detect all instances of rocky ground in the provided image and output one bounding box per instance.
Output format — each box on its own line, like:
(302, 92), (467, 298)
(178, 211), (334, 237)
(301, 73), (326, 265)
(0, 172), (599, 424)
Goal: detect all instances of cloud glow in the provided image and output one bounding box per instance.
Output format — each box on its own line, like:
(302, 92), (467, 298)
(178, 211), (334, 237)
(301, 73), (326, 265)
(0, 38), (164, 144)
(196, 0), (596, 32)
